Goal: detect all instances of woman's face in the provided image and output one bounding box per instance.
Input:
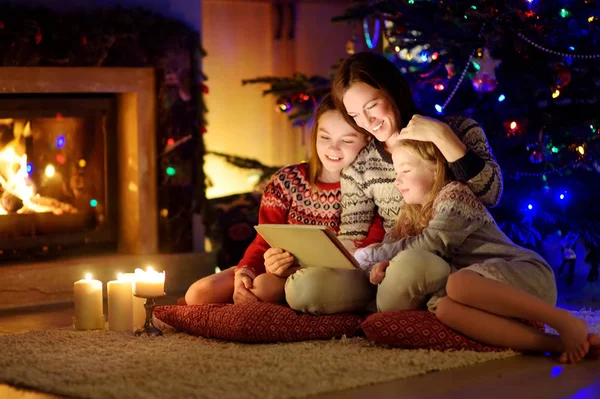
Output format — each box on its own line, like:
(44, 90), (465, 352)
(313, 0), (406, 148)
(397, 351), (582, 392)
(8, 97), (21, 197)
(342, 82), (398, 143)
(315, 110), (368, 181)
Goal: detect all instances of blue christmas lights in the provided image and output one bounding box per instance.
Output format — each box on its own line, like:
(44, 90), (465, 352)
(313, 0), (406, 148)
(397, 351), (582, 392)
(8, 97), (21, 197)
(56, 135), (65, 149)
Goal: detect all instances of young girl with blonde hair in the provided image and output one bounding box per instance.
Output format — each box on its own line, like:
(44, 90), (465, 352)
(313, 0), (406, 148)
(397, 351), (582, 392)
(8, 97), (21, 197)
(354, 139), (599, 364)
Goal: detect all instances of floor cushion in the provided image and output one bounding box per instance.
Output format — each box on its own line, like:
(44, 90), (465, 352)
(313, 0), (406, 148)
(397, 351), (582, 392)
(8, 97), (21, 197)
(154, 302), (363, 343)
(361, 310), (545, 352)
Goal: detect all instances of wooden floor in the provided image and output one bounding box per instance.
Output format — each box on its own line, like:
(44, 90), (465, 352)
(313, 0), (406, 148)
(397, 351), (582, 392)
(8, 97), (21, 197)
(1, 300), (600, 399)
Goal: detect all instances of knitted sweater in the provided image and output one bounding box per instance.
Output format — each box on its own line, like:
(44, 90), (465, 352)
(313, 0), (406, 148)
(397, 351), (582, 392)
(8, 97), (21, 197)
(237, 163), (385, 279)
(339, 116), (503, 241)
(354, 182), (556, 305)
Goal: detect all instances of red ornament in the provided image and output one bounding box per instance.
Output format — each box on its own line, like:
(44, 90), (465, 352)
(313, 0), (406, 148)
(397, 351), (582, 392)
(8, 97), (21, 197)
(167, 138), (175, 146)
(81, 35), (88, 45)
(34, 28), (42, 45)
(201, 83), (209, 94)
(472, 72), (497, 93)
(552, 63), (571, 89)
(530, 150), (543, 164)
(199, 125), (207, 134)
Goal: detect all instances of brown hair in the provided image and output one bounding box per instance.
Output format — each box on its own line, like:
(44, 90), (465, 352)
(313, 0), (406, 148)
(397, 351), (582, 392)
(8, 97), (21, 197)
(332, 52), (420, 136)
(307, 94), (337, 187)
(393, 140), (450, 238)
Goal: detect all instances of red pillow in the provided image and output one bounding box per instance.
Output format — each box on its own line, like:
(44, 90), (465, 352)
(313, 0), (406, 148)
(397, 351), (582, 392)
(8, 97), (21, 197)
(361, 310), (545, 352)
(154, 302), (363, 343)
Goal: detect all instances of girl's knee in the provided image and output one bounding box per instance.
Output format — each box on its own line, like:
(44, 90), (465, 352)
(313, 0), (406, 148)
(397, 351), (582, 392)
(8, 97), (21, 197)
(376, 250), (451, 312)
(385, 250), (451, 293)
(445, 269), (478, 301)
(252, 273), (286, 303)
(185, 267), (235, 305)
(285, 268), (335, 313)
(285, 268), (372, 314)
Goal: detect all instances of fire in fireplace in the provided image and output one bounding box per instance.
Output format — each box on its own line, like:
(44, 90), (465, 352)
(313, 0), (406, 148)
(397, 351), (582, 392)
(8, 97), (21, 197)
(0, 94), (118, 261)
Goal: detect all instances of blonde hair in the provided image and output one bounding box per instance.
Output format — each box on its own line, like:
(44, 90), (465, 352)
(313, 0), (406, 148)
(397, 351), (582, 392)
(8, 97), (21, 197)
(393, 140), (450, 238)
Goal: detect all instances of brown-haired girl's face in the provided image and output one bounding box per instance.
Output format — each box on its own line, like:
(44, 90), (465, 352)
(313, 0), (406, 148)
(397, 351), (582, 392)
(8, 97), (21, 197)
(316, 110), (368, 182)
(392, 146), (436, 205)
(342, 82), (397, 143)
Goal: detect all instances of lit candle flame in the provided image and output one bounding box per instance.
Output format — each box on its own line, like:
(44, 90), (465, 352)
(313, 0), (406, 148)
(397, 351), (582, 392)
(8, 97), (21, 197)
(85, 273), (92, 280)
(117, 272), (123, 280)
(45, 164), (56, 178)
(147, 266), (154, 272)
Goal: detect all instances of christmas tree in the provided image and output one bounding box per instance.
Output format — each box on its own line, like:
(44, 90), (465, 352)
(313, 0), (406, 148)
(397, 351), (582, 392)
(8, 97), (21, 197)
(245, 0), (600, 266)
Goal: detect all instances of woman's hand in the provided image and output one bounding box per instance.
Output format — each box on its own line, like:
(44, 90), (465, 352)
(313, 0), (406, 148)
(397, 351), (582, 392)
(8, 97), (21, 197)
(264, 248), (299, 277)
(233, 271), (259, 304)
(370, 261), (390, 285)
(398, 115), (467, 162)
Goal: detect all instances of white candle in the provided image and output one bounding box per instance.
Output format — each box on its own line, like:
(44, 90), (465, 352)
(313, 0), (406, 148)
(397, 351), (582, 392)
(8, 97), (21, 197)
(107, 273), (134, 332)
(133, 267), (165, 297)
(74, 273), (104, 330)
(120, 272), (146, 329)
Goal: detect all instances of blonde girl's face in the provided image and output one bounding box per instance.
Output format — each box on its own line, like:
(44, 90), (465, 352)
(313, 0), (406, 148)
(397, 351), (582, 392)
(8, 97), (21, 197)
(391, 146), (436, 205)
(316, 110), (369, 181)
(342, 82), (398, 143)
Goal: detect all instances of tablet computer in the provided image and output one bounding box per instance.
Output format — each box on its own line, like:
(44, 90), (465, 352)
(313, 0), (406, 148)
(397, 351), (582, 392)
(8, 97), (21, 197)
(254, 224), (360, 270)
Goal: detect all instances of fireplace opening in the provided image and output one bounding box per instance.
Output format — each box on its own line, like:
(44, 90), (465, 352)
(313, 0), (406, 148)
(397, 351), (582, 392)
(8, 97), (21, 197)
(0, 94), (118, 263)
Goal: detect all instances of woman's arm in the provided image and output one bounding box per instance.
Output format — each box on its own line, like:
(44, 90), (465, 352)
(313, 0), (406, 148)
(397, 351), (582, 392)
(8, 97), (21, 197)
(338, 157), (377, 242)
(444, 118), (503, 207)
(399, 115), (503, 207)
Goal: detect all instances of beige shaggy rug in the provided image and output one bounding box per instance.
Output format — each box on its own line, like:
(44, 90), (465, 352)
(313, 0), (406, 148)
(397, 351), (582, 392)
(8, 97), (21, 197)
(1, 309), (598, 399)
(0, 331), (514, 399)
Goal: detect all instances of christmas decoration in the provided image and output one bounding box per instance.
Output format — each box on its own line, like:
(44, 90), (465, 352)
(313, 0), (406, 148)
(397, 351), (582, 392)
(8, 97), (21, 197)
(276, 97), (292, 113)
(472, 48), (501, 81)
(472, 71), (498, 93)
(552, 63), (572, 89)
(346, 37), (356, 55)
(362, 17), (381, 49)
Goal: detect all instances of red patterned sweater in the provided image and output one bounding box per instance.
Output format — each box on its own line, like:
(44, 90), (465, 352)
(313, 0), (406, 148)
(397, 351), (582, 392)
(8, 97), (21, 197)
(237, 163), (385, 279)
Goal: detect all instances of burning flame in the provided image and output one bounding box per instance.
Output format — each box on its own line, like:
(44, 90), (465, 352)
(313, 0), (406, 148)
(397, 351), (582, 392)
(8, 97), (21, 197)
(0, 121), (73, 215)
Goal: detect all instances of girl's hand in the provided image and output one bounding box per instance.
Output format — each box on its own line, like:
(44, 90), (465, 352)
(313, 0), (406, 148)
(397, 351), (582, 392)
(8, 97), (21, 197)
(264, 248), (299, 277)
(353, 245), (379, 267)
(233, 271), (259, 304)
(370, 261), (390, 285)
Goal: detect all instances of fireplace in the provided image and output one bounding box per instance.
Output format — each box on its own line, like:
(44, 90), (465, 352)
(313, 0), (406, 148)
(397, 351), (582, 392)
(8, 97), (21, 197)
(0, 94), (118, 261)
(0, 67), (158, 263)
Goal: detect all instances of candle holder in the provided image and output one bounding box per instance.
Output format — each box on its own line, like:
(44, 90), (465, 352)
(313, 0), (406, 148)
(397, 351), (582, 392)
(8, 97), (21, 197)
(133, 293), (166, 337)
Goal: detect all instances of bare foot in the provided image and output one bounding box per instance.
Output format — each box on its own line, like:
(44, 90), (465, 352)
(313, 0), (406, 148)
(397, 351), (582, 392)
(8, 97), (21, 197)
(587, 333), (600, 360)
(556, 313), (590, 364)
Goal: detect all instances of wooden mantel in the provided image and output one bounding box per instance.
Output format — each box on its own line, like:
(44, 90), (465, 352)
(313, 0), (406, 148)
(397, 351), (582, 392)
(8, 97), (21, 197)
(0, 67), (157, 255)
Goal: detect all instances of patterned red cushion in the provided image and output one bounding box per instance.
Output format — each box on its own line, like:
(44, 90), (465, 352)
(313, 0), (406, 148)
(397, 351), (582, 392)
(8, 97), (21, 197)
(154, 302), (363, 343)
(361, 310), (545, 352)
